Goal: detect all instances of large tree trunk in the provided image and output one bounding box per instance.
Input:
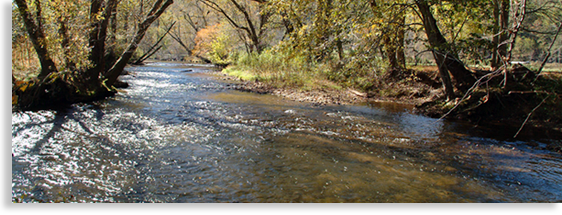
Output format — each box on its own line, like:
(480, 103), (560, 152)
(87, 0), (119, 91)
(14, 0), (58, 80)
(415, 0), (477, 99)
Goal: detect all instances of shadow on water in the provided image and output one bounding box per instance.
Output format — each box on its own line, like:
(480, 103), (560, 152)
(12, 62), (562, 203)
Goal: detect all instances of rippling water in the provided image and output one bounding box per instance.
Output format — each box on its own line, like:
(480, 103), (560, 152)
(12, 62), (562, 202)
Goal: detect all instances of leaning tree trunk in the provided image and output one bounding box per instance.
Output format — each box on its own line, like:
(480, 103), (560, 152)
(86, 0), (119, 92)
(415, 0), (477, 99)
(105, 0), (174, 86)
(14, 0), (58, 80)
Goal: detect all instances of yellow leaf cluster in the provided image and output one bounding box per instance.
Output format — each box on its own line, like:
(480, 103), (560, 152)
(12, 95), (18, 106)
(13, 80), (34, 93)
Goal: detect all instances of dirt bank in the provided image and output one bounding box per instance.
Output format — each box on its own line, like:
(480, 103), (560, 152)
(212, 69), (442, 107)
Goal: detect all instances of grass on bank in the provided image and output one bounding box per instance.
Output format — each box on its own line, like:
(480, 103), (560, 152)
(222, 50), (343, 91)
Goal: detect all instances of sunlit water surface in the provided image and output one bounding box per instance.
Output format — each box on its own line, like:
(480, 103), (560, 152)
(12, 62), (562, 202)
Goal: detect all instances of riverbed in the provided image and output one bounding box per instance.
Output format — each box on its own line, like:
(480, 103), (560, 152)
(12, 62), (562, 202)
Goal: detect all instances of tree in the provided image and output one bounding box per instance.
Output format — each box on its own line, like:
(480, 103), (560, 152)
(414, 0), (477, 100)
(13, 0), (174, 110)
(491, 0), (510, 70)
(14, 0), (58, 80)
(200, 0), (271, 54)
(104, 0), (175, 85)
(369, 0), (406, 71)
(85, 0), (119, 90)
(167, 0), (216, 63)
(192, 23), (233, 64)
(266, 0), (360, 61)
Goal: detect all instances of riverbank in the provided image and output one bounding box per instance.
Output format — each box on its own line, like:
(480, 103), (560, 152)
(213, 66), (562, 148)
(217, 65), (442, 106)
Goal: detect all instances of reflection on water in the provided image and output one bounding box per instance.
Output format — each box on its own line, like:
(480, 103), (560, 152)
(12, 62), (562, 202)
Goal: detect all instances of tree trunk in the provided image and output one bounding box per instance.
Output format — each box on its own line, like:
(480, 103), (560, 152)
(200, 0), (267, 54)
(491, 0), (510, 70)
(14, 0), (58, 80)
(105, 0), (174, 86)
(396, 14), (406, 68)
(87, 0), (119, 91)
(58, 18), (75, 71)
(434, 52), (456, 100)
(392, 4), (407, 70)
(230, 0), (265, 53)
(415, 0), (476, 98)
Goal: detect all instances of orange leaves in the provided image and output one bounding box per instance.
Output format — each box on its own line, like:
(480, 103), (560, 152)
(192, 24), (221, 56)
(192, 23), (232, 63)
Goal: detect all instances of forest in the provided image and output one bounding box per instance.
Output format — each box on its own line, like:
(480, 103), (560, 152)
(11, 0), (562, 133)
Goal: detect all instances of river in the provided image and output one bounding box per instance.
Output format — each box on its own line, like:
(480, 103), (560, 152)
(11, 62), (562, 202)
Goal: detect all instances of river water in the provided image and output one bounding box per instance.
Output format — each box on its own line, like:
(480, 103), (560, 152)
(11, 62), (562, 202)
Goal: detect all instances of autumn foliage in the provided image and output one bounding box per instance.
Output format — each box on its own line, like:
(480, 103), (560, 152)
(192, 24), (221, 58)
(12, 0), (174, 110)
(192, 23), (232, 64)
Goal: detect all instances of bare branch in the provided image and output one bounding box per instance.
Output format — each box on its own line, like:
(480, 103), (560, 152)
(537, 21), (562, 76)
(105, 0), (175, 85)
(514, 96), (549, 138)
(133, 21), (177, 64)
